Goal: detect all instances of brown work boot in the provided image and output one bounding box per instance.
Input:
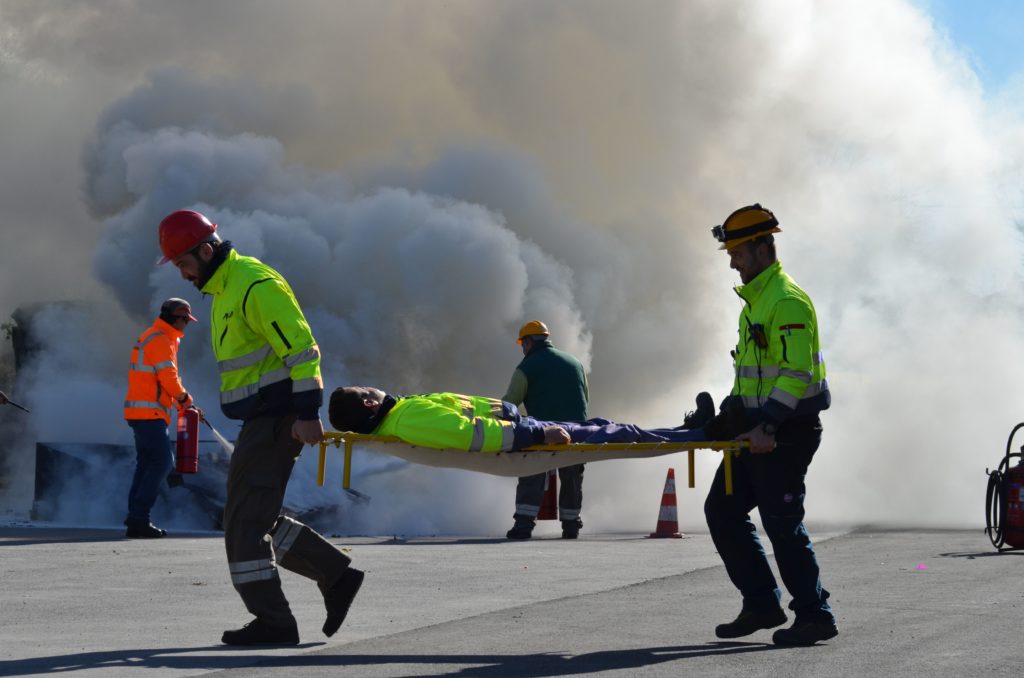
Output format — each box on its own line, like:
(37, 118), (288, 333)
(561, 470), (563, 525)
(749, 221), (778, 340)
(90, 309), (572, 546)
(323, 567), (365, 637)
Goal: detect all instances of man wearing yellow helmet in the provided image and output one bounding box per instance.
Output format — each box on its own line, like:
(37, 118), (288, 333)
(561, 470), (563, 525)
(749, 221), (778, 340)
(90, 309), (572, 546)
(502, 321), (589, 540)
(704, 204), (837, 647)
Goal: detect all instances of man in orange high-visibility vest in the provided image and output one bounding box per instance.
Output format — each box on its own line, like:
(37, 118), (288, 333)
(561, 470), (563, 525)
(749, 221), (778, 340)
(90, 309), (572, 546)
(123, 298), (199, 538)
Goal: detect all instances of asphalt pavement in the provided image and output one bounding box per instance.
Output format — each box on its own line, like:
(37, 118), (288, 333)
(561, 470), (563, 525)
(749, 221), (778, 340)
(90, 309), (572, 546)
(0, 525), (1019, 677)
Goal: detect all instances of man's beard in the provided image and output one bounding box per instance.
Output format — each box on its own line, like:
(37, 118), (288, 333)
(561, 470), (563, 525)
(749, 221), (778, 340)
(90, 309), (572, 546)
(191, 255), (216, 290)
(192, 242), (231, 290)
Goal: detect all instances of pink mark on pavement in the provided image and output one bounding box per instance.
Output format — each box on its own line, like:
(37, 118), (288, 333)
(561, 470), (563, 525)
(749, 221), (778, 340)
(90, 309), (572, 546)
(915, 564), (928, 570)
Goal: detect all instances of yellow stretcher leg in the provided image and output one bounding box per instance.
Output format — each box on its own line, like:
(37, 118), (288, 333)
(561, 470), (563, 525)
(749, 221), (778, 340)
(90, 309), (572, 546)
(344, 440), (353, 490)
(317, 437), (355, 490)
(317, 442), (326, 486)
(723, 449), (735, 496)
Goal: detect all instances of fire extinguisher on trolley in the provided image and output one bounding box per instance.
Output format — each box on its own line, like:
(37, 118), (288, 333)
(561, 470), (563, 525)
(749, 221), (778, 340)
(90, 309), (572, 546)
(985, 422), (1024, 549)
(175, 407), (200, 474)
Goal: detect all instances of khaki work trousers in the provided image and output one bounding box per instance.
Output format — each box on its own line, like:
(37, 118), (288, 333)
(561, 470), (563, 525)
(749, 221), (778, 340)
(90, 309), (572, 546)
(223, 414), (352, 627)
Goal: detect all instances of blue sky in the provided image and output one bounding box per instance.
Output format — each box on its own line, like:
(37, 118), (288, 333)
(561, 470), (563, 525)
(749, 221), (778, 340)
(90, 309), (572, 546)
(919, 0), (1024, 92)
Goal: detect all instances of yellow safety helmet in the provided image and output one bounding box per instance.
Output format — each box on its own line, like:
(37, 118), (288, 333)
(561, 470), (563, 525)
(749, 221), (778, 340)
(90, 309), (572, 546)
(516, 320), (550, 344)
(711, 204), (782, 251)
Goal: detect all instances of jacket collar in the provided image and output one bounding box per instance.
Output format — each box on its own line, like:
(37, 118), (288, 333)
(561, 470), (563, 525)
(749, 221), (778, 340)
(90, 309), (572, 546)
(153, 317), (185, 340)
(365, 394), (398, 433)
(735, 259), (782, 304)
(200, 245), (238, 296)
(525, 338), (554, 357)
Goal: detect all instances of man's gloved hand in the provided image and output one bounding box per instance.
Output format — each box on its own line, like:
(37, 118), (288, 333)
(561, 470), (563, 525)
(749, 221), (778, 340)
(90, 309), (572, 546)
(292, 417), (325, 445)
(176, 391), (193, 411)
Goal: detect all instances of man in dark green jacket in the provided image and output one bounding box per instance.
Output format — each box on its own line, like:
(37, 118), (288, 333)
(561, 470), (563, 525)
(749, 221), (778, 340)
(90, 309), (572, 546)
(502, 321), (589, 540)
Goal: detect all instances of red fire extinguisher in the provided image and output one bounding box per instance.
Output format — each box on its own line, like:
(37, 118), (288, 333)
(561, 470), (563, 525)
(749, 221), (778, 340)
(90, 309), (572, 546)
(986, 423), (1024, 549)
(1004, 463), (1024, 548)
(175, 408), (200, 474)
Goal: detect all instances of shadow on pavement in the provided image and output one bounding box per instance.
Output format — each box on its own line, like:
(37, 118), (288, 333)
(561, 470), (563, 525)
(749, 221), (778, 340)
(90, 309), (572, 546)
(0, 641), (777, 676)
(0, 644), (324, 676)
(938, 549), (1024, 558)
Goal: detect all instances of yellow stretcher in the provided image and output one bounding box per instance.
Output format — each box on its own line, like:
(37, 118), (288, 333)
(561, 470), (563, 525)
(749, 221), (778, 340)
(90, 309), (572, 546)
(317, 432), (749, 495)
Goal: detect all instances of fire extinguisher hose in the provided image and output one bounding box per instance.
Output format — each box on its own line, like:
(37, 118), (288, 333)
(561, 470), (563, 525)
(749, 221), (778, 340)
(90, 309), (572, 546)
(985, 469), (1006, 549)
(201, 418), (235, 455)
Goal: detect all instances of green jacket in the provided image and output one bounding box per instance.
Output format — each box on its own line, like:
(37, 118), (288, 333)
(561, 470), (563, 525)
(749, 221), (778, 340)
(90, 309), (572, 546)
(732, 260), (830, 426)
(503, 340), (589, 421)
(202, 248), (323, 420)
(374, 392), (543, 452)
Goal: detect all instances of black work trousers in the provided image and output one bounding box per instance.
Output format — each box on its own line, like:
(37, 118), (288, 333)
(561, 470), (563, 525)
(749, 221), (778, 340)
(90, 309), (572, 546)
(703, 416), (833, 622)
(223, 415), (352, 628)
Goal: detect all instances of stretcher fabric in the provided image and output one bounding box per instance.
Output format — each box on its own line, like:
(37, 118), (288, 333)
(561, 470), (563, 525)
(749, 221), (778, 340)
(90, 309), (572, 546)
(322, 431), (744, 478)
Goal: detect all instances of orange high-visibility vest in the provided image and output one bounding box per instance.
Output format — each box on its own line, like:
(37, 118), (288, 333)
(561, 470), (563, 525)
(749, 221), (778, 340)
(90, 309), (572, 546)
(123, 318), (187, 424)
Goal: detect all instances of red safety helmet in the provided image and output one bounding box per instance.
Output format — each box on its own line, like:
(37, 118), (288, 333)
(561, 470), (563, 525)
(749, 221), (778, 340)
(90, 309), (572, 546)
(158, 210), (217, 264)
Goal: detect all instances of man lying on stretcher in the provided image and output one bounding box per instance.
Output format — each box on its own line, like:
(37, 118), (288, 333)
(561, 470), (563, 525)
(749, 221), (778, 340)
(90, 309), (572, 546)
(328, 387), (745, 453)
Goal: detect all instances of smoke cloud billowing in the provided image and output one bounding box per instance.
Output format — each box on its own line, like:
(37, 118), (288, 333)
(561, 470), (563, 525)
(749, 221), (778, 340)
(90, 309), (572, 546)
(2, 0), (1023, 533)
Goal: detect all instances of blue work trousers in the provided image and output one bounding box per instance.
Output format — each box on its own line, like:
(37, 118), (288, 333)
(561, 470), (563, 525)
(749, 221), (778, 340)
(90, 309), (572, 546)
(703, 417), (833, 622)
(536, 417), (707, 444)
(126, 418), (174, 524)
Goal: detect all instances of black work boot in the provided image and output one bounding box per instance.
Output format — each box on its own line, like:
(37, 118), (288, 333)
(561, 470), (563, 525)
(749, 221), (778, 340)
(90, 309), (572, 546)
(704, 396), (749, 441)
(561, 518), (582, 539)
(221, 618), (299, 646)
(506, 516), (535, 540)
(772, 618), (839, 646)
(714, 607), (788, 639)
(124, 521), (167, 539)
(323, 567), (365, 637)
(682, 391), (715, 429)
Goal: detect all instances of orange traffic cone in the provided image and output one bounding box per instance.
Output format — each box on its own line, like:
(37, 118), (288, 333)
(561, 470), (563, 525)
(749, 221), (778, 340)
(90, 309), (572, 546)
(648, 468), (683, 538)
(537, 469), (558, 520)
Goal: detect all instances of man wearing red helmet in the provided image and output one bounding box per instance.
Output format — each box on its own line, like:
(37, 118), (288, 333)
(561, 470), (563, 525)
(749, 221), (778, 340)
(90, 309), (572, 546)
(158, 209), (363, 646)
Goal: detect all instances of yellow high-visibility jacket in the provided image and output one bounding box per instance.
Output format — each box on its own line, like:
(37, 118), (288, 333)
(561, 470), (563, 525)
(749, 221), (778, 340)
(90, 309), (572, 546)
(732, 260), (830, 427)
(202, 248), (322, 421)
(374, 393), (529, 452)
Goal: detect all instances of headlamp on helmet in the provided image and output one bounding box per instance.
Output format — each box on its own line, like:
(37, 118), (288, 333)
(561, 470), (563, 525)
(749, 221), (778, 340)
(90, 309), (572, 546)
(712, 203), (782, 251)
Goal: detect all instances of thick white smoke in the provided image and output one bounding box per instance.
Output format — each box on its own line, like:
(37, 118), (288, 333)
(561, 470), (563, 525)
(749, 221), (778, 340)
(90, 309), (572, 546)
(2, 0), (1023, 534)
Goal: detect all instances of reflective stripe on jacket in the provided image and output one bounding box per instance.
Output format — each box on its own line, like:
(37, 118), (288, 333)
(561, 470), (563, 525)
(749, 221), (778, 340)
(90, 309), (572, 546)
(202, 249), (323, 421)
(732, 260), (830, 426)
(124, 318), (186, 423)
(374, 393), (519, 452)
